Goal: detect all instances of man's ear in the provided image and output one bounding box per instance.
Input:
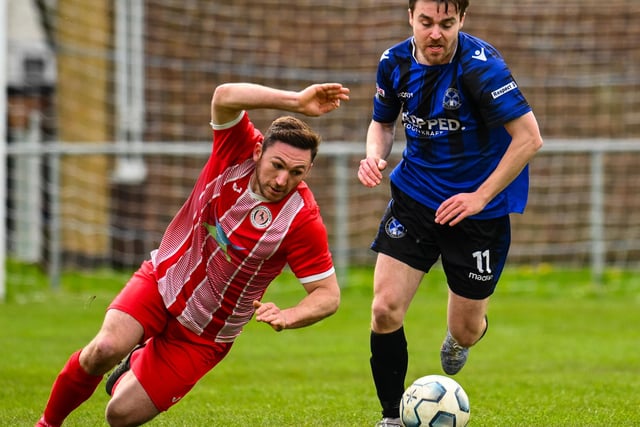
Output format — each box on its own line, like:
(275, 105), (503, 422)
(304, 162), (314, 179)
(253, 142), (263, 161)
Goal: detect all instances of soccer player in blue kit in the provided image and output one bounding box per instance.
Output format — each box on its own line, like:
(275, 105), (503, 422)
(357, 0), (544, 425)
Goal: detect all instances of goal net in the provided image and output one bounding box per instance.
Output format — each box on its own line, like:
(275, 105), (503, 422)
(5, 0), (640, 298)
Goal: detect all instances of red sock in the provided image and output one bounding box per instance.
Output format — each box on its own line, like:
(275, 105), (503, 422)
(39, 350), (103, 427)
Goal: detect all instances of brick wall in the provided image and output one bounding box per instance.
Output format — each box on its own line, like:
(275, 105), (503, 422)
(52, 1), (640, 266)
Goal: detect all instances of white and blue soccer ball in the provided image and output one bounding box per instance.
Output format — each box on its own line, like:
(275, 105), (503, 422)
(400, 375), (470, 427)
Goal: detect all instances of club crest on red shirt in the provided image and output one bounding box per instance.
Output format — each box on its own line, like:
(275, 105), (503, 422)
(251, 205), (272, 229)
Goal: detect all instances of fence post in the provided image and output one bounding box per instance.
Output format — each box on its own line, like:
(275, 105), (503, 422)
(48, 148), (62, 290)
(333, 153), (349, 286)
(590, 151), (604, 284)
(0, 0), (7, 302)
(12, 113), (44, 262)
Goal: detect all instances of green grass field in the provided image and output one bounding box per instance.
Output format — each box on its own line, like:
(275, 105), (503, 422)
(1, 264), (640, 426)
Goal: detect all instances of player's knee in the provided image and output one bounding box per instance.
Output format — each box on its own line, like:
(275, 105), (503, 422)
(106, 389), (158, 427)
(81, 337), (128, 375)
(104, 403), (125, 427)
(105, 397), (140, 427)
(371, 300), (403, 332)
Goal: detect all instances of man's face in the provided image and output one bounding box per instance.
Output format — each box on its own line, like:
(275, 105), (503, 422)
(251, 141), (312, 202)
(409, 0), (465, 65)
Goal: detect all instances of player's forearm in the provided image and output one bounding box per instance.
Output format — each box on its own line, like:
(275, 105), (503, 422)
(366, 120), (395, 160)
(476, 125), (543, 203)
(281, 283), (340, 329)
(211, 83), (298, 124)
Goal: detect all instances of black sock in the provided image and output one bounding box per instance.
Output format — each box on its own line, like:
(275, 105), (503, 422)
(370, 327), (408, 419)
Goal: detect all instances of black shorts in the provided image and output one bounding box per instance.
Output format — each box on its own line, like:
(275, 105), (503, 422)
(371, 183), (511, 300)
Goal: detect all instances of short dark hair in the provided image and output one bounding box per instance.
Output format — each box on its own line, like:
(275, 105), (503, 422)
(408, 0), (469, 16)
(262, 116), (321, 161)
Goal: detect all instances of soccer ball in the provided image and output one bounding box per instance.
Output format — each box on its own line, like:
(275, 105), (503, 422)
(400, 375), (470, 427)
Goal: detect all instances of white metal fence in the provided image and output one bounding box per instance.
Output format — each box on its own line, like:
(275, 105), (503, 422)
(3, 133), (640, 300)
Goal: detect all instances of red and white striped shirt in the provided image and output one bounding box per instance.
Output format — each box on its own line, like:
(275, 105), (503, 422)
(151, 112), (334, 342)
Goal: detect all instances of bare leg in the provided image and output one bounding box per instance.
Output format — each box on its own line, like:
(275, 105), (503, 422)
(36, 309), (144, 427)
(370, 253), (424, 334)
(370, 253), (424, 419)
(446, 290), (489, 347)
(439, 290), (489, 375)
(105, 368), (159, 427)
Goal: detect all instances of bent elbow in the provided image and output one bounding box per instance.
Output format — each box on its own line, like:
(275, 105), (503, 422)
(525, 132), (544, 159)
(325, 289), (341, 317)
(533, 135), (544, 152)
(211, 84), (231, 108)
(327, 291), (341, 316)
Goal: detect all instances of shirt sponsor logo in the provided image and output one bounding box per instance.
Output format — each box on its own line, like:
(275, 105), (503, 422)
(491, 81), (518, 99)
(402, 113), (464, 137)
(251, 205), (272, 229)
(203, 217), (245, 262)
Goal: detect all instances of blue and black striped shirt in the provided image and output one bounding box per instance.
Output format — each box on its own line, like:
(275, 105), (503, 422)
(373, 32), (532, 218)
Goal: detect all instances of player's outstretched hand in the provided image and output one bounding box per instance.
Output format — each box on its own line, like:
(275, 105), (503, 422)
(297, 83), (350, 117)
(253, 300), (287, 332)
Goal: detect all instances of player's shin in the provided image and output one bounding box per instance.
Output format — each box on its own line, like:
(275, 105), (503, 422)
(37, 350), (103, 427)
(370, 327), (408, 418)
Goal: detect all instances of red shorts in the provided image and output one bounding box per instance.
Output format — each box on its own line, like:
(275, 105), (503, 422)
(109, 260), (233, 411)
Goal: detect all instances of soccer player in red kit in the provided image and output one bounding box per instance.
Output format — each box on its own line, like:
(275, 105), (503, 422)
(35, 81), (349, 427)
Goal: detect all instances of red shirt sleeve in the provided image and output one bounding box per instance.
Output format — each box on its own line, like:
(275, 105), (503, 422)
(210, 112), (263, 174)
(285, 186), (335, 283)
